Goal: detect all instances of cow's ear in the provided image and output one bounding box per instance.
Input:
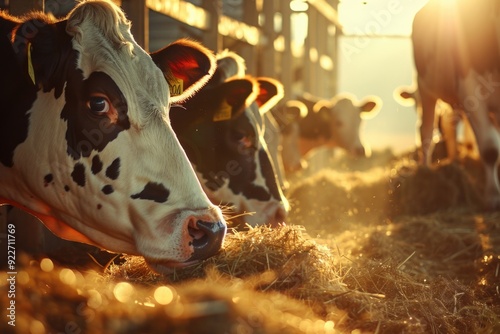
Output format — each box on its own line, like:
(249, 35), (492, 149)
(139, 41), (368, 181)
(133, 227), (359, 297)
(393, 86), (417, 107)
(313, 101), (333, 123)
(210, 50), (246, 84)
(255, 77), (284, 114)
(150, 39), (216, 103)
(400, 91), (415, 100)
(283, 100), (308, 120)
(210, 78), (258, 122)
(358, 96), (382, 119)
(15, 17), (72, 97)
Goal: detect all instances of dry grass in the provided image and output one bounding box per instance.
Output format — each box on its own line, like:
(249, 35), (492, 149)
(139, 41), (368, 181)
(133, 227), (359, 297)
(2, 146), (500, 333)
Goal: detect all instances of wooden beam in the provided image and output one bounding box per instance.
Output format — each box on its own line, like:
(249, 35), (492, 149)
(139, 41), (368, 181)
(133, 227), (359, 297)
(307, 0), (342, 30)
(200, 0), (221, 52)
(145, 0), (260, 47)
(260, 0), (275, 77)
(280, 0), (293, 99)
(121, 0), (148, 50)
(146, 0), (209, 30)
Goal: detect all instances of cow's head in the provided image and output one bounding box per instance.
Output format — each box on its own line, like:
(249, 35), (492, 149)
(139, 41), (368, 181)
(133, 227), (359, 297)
(278, 93), (381, 171)
(169, 76), (289, 228)
(0, 0), (226, 272)
(277, 95), (334, 172)
(323, 94), (381, 156)
(164, 50), (288, 228)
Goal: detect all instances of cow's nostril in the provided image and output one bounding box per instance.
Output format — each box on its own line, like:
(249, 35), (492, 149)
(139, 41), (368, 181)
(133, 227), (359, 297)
(188, 220), (226, 262)
(189, 223), (206, 240)
(188, 221), (209, 248)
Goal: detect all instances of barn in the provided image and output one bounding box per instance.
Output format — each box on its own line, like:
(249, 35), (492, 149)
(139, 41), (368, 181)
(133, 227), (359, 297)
(1, 1), (500, 333)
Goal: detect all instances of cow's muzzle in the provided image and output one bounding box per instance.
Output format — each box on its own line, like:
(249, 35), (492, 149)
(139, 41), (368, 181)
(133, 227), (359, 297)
(188, 219), (226, 262)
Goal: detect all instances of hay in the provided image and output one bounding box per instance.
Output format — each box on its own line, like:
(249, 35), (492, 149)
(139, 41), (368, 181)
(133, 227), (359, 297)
(3, 148), (500, 333)
(105, 225), (351, 321)
(1, 253), (333, 334)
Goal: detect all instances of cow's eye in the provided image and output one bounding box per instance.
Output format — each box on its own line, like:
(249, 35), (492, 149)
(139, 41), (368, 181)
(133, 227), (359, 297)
(87, 96), (110, 115)
(231, 130), (245, 141)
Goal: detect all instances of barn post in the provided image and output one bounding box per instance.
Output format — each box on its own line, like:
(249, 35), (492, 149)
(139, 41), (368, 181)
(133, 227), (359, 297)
(201, 0), (222, 53)
(280, 0), (293, 100)
(120, 0), (148, 50)
(240, 0), (259, 75)
(304, 6), (317, 95)
(261, 0), (276, 78)
(317, 12), (327, 97)
(331, 0), (340, 96)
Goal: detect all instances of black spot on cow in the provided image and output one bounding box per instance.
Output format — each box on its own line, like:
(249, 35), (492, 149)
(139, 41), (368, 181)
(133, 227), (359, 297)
(44, 174), (53, 187)
(2, 12), (78, 166)
(64, 185), (70, 192)
(131, 182), (170, 203)
(71, 163), (85, 187)
(102, 185), (114, 195)
(91, 155), (103, 174)
(105, 158), (120, 180)
(97, 203), (102, 210)
(60, 72), (130, 160)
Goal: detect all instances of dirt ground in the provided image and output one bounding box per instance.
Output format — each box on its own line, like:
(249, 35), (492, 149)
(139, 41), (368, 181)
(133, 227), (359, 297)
(1, 145), (500, 333)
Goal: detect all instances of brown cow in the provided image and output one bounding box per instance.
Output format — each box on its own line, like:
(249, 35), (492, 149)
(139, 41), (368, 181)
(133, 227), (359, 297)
(412, 0), (500, 208)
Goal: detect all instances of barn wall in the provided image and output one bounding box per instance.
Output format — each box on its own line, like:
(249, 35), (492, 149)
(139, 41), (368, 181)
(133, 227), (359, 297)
(6, 0), (341, 100)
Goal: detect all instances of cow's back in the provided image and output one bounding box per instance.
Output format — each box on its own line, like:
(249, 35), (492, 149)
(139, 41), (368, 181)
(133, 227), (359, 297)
(413, 0), (500, 104)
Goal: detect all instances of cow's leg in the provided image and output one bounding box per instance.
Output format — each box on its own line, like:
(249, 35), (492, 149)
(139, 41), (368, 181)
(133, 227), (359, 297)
(417, 88), (437, 165)
(439, 106), (458, 160)
(461, 84), (500, 209)
(472, 123), (500, 209)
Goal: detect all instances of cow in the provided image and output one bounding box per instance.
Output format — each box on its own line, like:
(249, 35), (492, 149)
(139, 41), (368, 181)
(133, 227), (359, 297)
(412, 0), (500, 209)
(212, 50), (289, 200)
(277, 93), (381, 172)
(206, 50), (289, 192)
(0, 0), (227, 273)
(164, 51), (289, 228)
(394, 86), (478, 162)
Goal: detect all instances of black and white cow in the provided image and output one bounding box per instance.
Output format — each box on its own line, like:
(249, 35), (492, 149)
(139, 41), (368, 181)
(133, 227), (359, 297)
(0, 0), (226, 272)
(162, 51), (289, 228)
(205, 51), (289, 192)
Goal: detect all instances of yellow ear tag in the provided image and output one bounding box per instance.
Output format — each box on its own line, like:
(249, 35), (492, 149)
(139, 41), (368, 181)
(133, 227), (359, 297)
(27, 43), (36, 84)
(213, 100), (233, 122)
(169, 77), (184, 96)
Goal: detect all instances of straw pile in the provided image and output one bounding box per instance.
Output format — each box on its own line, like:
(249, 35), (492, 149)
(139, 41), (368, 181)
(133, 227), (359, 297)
(2, 146), (500, 333)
